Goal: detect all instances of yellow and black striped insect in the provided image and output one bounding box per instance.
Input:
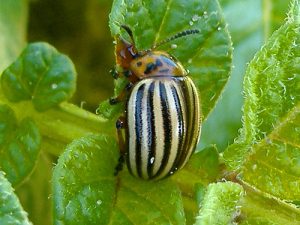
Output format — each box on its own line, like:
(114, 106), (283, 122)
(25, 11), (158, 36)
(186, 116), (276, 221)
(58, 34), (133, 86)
(110, 25), (201, 180)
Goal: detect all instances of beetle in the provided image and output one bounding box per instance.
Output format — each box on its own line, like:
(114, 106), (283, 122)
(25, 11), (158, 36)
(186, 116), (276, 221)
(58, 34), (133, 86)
(110, 25), (202, 180)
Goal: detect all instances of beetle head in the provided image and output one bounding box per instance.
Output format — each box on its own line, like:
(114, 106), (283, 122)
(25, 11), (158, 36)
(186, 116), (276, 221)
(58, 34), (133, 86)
(115, 25), (138, 69)
(115, 37), (137, 69)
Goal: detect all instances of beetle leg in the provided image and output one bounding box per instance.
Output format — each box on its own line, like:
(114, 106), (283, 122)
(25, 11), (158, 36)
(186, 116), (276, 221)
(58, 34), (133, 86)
(114, 116), (127, 176)
(110, 67), (133, 80)
(109, 66), (119, 79)
(123, 70), (132, 78)
(109, 82), (133, 105)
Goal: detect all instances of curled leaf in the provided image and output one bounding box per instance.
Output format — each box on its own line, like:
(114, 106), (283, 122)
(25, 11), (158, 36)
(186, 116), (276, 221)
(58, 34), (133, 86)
(0, 171), (31, 225)
(1, 42), (77, 111)
(0, 104), (41, 186)
(195, 182), (244, 225)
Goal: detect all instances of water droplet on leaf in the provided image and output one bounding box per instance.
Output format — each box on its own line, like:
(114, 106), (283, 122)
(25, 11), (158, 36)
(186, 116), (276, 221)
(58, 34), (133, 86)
(192, 14), (201, 22)
(51, 83), (58, 89)
(171, 44), (177, 49)
(97, 200), (102, 205)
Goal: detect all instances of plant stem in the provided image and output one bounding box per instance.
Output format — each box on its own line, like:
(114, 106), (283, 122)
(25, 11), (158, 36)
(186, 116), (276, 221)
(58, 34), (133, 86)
(0, 90), (115, 156)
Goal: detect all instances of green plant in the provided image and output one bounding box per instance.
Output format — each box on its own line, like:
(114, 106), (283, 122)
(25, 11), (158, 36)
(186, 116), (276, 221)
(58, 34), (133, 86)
(0, 0), (299, 224)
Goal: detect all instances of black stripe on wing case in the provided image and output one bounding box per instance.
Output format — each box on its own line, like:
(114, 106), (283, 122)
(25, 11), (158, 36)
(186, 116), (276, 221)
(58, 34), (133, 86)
(169, 84), (185, 173)
(134, 84), (145, 177)
(147, 81), (156, 177)
(155, 81), (172, 177)
(175, 79), (193, 168)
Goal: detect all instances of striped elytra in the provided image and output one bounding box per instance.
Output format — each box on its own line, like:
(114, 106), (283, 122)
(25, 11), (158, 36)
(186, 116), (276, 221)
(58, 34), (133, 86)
(126, 77), (201, 179)
(112, 25), (201, 180)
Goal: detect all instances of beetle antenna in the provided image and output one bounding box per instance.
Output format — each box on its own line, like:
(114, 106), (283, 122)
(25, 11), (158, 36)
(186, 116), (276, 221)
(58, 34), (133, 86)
(120, 25), (135, 45)
(152, 29), (200, 49)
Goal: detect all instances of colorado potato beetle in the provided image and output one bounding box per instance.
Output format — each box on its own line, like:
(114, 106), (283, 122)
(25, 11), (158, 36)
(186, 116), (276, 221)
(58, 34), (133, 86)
(111, 25), (201, 180)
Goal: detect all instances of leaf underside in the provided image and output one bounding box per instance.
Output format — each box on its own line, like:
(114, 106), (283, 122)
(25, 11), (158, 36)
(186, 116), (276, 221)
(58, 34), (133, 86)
(0, 171), (31, 225)
(0, 104), (41, 187)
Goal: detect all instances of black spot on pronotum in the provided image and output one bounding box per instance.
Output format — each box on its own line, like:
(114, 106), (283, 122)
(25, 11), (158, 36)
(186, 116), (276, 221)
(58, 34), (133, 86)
(137, 61), (142, 67)
(144, 62), (157, 74)
(161, 57), (176, 67)
(156, 59), (163, 67)
(159, 69), (170, 74)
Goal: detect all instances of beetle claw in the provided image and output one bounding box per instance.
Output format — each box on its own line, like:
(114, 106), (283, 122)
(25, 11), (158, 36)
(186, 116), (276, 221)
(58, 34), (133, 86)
(114, 155), (125, 176)
(109, 97), (118, 105)
(116, 119), (124, 129)
(110, 67), (119, 79)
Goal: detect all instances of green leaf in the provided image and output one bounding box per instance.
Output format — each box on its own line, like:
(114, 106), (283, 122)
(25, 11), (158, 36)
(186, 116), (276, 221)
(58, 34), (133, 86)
(242, 104), (300, 200)
(0, 0), (27, 73)
(240, 185), (300, 225)
(0, 104), (41, 186)
(172, 146), (220, 225)
(186, 146), (220, 182)
(53, 134), (185, 225)
(110, 173), (185, 225)
(224, 0), (300, 171)
(263, 0), (290, 38)
(195, 182), (244, 225)
(0, 104), (17, 146)
(109, 0), (232, 119)
(173, 146), (220, 194)
(97, 78), (127, 120)
(0, 171), (31, 225)
(0, 99), (114, 157)
(200, 0), (264, 151)
(1, 42), (77, 111)
(53, 135), (117, 225)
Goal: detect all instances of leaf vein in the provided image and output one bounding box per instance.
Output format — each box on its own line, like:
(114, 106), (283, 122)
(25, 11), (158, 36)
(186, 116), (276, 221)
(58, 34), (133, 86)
(153, 0), (172, 44)
(248, 157), (300, 181)
(122, 184), (173, 224)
